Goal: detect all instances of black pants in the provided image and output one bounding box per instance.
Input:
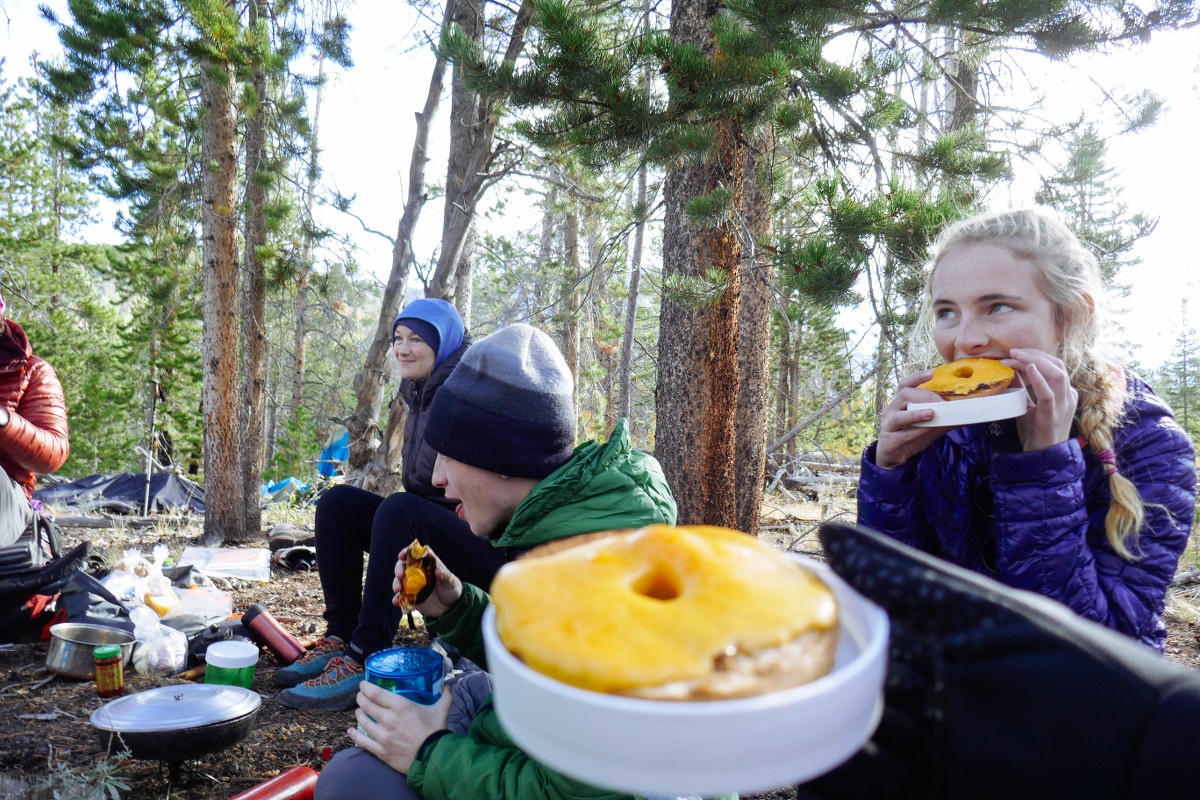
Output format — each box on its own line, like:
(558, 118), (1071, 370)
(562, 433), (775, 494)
(313, 485), (514, 659)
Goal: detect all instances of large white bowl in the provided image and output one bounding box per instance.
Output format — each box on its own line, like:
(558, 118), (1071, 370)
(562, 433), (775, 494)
(483, 555), (888, 796)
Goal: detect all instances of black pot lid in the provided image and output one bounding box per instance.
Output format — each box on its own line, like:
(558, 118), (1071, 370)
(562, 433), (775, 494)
(90, 684), (261, 733)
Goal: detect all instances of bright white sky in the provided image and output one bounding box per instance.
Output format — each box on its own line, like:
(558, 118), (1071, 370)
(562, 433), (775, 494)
(4, 2), (1199, 368)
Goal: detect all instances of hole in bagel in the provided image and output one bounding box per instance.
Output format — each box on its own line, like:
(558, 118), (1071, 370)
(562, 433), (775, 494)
(952, 364), (975, 379)
(632, 566), (682, 601)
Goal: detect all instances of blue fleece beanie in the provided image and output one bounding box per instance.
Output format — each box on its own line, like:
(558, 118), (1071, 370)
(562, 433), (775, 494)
(424, 323), (576, 479)
(393, 298), (465, 370)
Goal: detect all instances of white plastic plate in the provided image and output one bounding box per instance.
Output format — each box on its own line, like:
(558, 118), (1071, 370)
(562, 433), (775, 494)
(908, 386), (1028, 428)
(483, 556), (889, 796)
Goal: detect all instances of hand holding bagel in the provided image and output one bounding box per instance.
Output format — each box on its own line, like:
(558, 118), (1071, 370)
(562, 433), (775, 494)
(1003, 348), (1078, 452)
(392, 542), (463, 618)
(875, 370), (952, 469)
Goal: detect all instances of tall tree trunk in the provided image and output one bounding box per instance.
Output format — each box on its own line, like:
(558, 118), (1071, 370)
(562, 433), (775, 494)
(618, 158), (649, 435)
(657, 124), (745, 527)
(200, 54), (242, 545)
(655, 0), (751, 528)
(453, 228), (475, 328)
(292, 35), (325, 422)
(361, 0), (490, 497)
(433, 0), (485, 310)
(735, 137), (772, 535)
(588, 227), (617, 436)
(239, 0), (268, 539)
(345, 0), (455, 490)
(561, 205), (582, 414)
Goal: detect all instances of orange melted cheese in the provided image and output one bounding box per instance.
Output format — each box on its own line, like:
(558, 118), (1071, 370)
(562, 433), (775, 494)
(491, 524), (838, 694)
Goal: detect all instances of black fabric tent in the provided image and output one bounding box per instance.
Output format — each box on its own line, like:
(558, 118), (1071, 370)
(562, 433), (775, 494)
(34, 472), (205, 514)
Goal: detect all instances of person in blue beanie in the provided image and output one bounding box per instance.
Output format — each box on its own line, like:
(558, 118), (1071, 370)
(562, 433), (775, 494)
(279, 298), (492, 710)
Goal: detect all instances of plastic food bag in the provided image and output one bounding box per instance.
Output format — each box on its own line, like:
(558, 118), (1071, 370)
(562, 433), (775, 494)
(161, 585), (233, 637)
(101, 548), (157, 606)
(129, 605), (189, 675)
(103, 547), (184, 618)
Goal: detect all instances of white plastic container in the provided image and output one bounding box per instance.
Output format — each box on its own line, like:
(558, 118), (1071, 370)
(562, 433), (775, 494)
(482, 555), (889, 797)
(908, 386), (1028, 428)
(204, 639), (259, 689)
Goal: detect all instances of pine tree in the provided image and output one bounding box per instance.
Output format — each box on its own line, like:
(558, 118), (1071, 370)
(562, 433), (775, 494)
(0, 67), (143, 475)
(1162, 298), (1200, 443)
(1036, 123), (1157, 288)
(39, 0), (342, 540)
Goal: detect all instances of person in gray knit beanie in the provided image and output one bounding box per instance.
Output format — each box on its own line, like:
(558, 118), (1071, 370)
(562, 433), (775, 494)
(423, 322), (576, 479)
(317, 323), (678, 800)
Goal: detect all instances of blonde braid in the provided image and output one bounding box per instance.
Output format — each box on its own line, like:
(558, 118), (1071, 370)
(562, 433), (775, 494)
(1070, 358), (1143, 559)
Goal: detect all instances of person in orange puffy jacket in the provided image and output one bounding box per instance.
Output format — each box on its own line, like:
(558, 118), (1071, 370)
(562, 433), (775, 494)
(0, 289), (69, 551)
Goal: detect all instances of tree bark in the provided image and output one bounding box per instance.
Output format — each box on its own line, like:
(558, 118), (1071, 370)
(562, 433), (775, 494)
(562, 205), (582, 414)
(657, 122), (745, 527)
(292, 38), (325, 423)
(239, 0), (268, 540)
(735, 136), (772, 536)
(200, 53), (242, 545)
(657, 0), (771, 531)
(618, 159), (648, 435)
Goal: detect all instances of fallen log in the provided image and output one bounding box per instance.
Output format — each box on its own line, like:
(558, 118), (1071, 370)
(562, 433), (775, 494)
(780, 475), (859, 489)
(51, 515), (116, 528)
(1171, 568), (1200, 588)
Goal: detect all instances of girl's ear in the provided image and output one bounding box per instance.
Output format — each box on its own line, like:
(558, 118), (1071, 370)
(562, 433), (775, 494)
(1058, 292), (1095, 347)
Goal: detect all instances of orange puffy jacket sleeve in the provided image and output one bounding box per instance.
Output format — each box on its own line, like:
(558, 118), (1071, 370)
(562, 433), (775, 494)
(0, 335), (70, 502)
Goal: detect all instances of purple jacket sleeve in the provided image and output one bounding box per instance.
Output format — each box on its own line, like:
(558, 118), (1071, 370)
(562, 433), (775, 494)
(856, 442), (931, 551)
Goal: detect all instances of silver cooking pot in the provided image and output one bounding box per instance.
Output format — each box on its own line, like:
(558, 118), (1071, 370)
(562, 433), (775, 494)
(46, 622), (136, 680)
(90, 683), (261, 762)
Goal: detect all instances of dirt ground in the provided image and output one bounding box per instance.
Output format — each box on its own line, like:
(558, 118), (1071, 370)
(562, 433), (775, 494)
(1, 500), (1198, 800)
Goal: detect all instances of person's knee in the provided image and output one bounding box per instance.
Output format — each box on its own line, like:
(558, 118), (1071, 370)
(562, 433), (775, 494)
(315, 746), (415, 800)
(316, 484), (358, 515)
(376, 491), (426, 519)
(372, 494), (432, 546)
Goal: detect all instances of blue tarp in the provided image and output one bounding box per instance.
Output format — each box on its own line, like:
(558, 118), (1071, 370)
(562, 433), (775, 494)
(262, 477), (310, 503)
(34, 472), (206, 514)
(318, 429), (349, 478)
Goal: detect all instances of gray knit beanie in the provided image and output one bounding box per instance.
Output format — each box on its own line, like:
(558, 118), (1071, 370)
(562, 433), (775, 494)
(423, 323), (576, 479)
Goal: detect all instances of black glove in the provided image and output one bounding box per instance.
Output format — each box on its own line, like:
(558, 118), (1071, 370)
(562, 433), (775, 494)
(802, 522), (1200, 800)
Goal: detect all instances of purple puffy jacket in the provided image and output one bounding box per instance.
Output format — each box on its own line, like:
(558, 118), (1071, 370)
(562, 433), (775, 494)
(857, 374), (1196, 651)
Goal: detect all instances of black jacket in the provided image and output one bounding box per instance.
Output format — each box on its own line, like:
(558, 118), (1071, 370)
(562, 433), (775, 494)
(398, 335), (471, 511)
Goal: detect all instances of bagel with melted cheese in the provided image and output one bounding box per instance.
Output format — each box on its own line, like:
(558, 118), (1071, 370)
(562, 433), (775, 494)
(918, 357), (1015, 400)
(489, 525), (839, 701)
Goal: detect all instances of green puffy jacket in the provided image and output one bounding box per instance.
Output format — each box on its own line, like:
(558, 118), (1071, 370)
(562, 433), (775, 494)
(410, 418), (677, 800)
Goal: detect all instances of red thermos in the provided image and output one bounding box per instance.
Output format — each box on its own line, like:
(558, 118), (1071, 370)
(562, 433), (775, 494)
(226, 766), (319, 800)
(240, 604), (306, 665)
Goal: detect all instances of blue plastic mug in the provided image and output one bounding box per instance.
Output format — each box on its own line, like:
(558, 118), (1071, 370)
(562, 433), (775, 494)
(364, 646), (445, 705)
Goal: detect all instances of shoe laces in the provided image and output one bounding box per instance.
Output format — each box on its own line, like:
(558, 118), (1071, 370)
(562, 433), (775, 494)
(296, 636), (344, 665)
(304, 655), (363, 687)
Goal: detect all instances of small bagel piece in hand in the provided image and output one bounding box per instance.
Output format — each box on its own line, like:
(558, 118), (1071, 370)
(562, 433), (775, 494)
(918, 357), (1015, 400)
(398, 541), (437, 609)
(490, 525), (839, 701)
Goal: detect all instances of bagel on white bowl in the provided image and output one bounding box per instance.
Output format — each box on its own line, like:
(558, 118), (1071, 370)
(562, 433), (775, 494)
(482, 524), (888, 796)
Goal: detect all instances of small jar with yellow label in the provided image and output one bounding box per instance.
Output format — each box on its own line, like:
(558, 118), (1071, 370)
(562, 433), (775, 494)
(93, 644), (124, 699)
